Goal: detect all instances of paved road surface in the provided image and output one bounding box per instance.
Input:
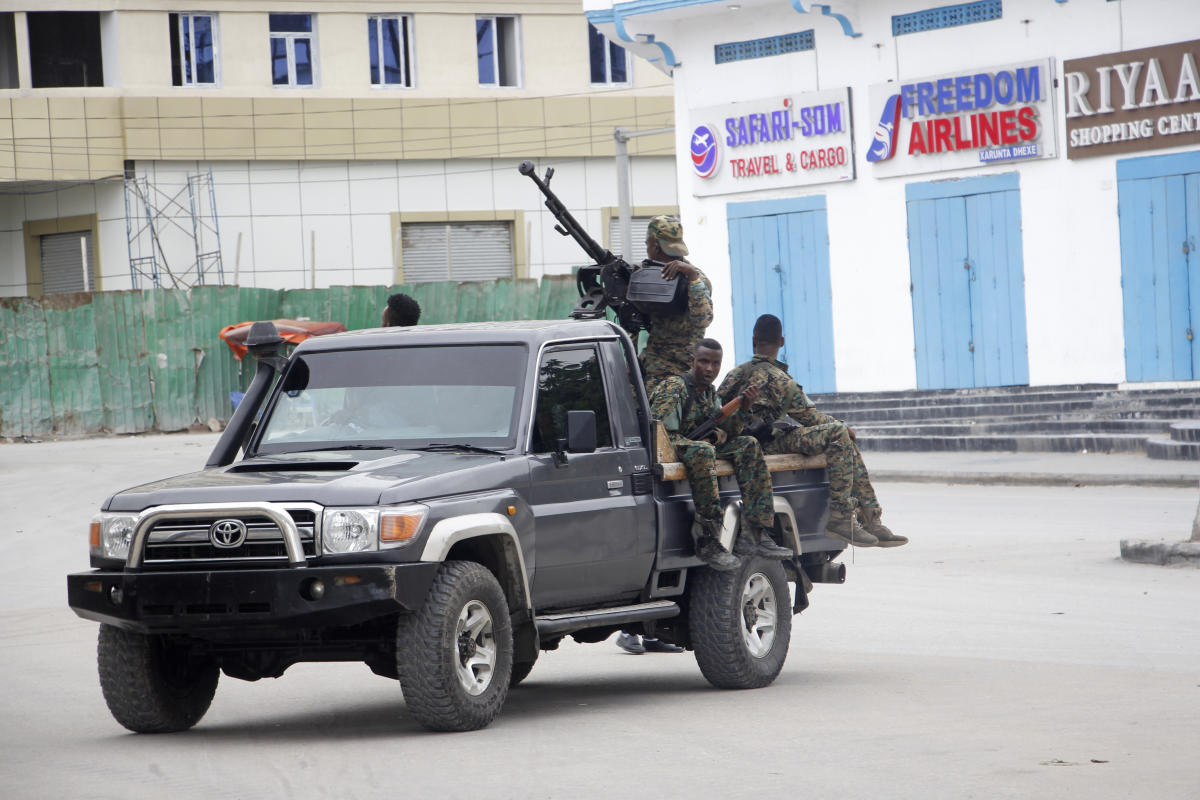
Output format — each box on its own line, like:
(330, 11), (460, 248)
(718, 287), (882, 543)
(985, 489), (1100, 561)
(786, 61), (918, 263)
(1, 434), (1197, 799)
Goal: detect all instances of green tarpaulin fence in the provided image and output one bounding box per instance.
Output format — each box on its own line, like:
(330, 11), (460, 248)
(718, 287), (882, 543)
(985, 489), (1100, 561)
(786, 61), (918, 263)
(0, 277), (580, 438)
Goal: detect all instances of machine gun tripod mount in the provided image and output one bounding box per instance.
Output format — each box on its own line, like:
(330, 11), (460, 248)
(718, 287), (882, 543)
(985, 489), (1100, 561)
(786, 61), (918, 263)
(519, 160), (686, 338)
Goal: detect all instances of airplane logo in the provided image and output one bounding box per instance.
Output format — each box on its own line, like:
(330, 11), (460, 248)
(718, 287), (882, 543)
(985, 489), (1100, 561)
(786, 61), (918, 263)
(690, 124), (719, 178)
(867, 94), (902, 163)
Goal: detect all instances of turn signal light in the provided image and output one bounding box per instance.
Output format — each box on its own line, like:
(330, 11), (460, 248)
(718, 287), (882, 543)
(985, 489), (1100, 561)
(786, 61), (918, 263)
(380, 513), (422, 542)
(89, 521), (101, 548)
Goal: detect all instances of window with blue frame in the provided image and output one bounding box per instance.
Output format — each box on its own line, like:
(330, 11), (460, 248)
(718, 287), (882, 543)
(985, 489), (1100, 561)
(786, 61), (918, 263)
(476, 15), (520, 87)
(368, 15), (413, 87)
(714, 30), (814, 64)
(892, 1), (1002, 36)
(270, 13), (316, 87)
(588, 24), (628, 85)
(169, 12), (217, 86)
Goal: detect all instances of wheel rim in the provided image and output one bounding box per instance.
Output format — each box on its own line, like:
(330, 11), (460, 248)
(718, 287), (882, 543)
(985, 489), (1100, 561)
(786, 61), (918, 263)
(455, 599), (496, 696)
(740, 572), (777, 658)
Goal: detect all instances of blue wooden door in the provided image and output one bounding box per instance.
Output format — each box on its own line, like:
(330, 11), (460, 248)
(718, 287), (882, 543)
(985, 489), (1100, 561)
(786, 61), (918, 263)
(906, 175), (1030, 389)
(727, 196), (836, 393)
(1116, 165), (1200, 381)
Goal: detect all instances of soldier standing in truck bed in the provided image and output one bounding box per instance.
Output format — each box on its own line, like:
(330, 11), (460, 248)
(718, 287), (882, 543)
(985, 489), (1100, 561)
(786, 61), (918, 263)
(719, 314), (907, 549)
(638, 216), (713, 394)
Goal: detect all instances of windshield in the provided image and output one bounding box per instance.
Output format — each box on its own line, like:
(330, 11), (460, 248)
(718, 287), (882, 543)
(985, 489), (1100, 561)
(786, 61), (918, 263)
(255, 345), (528, 454)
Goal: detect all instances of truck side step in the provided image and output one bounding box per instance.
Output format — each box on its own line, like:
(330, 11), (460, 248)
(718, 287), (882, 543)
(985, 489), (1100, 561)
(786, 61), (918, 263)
(534, 600), (680, 637)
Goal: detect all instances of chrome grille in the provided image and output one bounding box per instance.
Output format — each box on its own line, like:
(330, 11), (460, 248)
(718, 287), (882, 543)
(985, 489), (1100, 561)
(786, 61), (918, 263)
(142, 508), (317, 564)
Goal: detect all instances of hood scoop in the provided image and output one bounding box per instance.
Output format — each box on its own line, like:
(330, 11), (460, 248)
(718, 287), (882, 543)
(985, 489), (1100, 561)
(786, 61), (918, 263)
(226, 461), (359, 473)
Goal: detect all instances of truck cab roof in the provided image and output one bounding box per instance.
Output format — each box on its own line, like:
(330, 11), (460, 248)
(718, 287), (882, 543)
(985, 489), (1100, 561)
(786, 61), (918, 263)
(292, 318), (628, 354)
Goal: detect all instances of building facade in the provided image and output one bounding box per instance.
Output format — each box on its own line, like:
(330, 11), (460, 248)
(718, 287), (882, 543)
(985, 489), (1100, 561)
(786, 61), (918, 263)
(587, 0), (1200, 391)
(0, 1), (677, 296)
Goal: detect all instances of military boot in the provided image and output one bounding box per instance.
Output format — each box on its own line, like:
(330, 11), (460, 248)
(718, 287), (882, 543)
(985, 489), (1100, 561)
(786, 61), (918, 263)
(858, 509), (908, 547)
(732, 529), (759, 557)
(693, 516), (740, 571)
(824, 508), (878, 547)
(751, 524), (793, 559)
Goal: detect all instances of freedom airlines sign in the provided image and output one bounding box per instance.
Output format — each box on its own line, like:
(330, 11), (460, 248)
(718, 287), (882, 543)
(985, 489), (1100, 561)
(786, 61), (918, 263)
(865, 59), (1057, 178)
(688, 88), (855, 197)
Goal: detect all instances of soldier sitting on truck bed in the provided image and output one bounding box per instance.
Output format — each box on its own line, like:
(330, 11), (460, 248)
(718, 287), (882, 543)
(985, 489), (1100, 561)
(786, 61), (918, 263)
(719, 314), (908, 548)
(638, 216), (714, 394)
(651, 338), (793, 571)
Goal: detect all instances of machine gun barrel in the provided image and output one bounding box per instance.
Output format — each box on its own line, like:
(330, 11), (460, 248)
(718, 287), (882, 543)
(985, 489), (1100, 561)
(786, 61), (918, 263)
(519, 160), (614, 266)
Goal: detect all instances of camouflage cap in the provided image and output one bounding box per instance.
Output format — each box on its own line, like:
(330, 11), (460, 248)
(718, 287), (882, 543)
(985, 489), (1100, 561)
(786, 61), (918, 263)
(647, 215), (688, 258)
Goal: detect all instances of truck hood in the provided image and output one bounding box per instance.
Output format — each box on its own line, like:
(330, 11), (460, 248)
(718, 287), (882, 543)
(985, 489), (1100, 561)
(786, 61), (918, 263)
(104, 450), (527, 511)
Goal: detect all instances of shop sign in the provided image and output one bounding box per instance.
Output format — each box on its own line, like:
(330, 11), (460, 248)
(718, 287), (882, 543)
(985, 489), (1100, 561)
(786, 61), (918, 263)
(687, 88), (854, 197)
(1064, 39), (1200, 159)
(865, 59), (1057, 178)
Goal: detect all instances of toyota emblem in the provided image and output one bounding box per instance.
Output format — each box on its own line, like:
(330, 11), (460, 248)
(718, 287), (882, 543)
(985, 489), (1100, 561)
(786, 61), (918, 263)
(209, 518), (247, 549)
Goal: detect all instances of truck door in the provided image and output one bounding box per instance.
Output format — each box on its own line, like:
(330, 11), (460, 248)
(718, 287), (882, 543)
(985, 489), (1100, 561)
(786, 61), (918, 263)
(527, 343), (653, 609)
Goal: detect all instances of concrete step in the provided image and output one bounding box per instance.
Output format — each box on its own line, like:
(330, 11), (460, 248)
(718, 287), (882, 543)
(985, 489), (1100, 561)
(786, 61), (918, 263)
(856, 419), (1172, 437)
(816, 389), (1114, 414)
(834, 399), (1098, 424)
(1146, 436), (1200, 460)
(1169, 422), (1200, 443)
(856, 433), (1148, 454)
(809, 382), (1117, 403)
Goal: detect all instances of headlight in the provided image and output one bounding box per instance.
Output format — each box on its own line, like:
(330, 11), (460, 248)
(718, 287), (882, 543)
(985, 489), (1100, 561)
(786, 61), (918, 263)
(91, 513), (137, 560)
(324, 509), (378, 553)
(321, 505), (427, 554)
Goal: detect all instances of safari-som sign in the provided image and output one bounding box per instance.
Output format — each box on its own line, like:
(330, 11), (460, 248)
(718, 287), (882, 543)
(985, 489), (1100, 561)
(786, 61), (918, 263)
(688, 88), (855, 197)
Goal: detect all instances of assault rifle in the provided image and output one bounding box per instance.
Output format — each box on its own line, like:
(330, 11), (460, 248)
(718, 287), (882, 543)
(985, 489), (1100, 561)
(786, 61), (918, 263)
(518, 160), (685, 338)
(686, 395), (745, 443)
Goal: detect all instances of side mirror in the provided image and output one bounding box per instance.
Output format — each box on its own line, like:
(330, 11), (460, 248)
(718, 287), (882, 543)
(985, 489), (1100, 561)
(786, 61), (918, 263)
(565, 410), (597, 453)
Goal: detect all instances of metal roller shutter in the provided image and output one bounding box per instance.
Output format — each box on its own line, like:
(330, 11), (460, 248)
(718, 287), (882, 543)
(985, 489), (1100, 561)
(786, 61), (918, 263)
(607, 216), (653, 263)
(40, 231), (95, 294)
(401, 221), (514, 283)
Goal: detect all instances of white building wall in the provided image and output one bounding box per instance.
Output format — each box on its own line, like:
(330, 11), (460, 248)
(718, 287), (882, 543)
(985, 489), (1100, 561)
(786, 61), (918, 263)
(596, 0), (1200, 390)
(0, 155), (676, 293)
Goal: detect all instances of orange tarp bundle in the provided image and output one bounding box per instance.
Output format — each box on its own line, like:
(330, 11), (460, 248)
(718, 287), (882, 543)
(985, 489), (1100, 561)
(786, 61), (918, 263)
(218, 319), (347, 360)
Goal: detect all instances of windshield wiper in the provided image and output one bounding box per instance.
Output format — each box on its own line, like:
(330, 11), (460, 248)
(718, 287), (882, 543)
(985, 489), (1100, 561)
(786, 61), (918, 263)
(296, 444), (397, 453)
(413, 443), (505, 455)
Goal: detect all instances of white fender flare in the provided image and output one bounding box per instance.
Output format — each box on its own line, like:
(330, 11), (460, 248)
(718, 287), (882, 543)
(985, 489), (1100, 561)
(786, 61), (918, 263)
(420, 513), (531, 610)
(716, 498), (801, 555)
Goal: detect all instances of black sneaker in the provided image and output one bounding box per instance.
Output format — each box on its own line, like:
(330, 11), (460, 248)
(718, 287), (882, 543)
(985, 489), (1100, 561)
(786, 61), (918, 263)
(642, 638), (684, 654)
(615, 632), (645, 654)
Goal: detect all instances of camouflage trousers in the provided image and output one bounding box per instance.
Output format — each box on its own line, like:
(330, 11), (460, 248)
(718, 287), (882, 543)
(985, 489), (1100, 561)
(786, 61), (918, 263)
(672, 435), (775, 529)
(764, 421), (880, 518)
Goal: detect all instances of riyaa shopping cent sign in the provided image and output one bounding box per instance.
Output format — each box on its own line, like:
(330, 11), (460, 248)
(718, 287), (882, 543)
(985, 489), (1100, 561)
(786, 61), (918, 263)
(688, 88), (855, 197)
(865, 59), (1057, 177)
(1064, 39), (1200, 159)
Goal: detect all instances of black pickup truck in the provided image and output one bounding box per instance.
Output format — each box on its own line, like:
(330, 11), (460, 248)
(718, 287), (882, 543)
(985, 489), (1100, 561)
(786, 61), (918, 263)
(68, 318), (846, 732)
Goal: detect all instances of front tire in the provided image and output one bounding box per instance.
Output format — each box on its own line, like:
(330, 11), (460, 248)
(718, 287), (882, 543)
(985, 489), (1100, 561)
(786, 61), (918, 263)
(689, 557), (791, 690)
(396, 561), (513, 731)
(97, 625), (219, 733)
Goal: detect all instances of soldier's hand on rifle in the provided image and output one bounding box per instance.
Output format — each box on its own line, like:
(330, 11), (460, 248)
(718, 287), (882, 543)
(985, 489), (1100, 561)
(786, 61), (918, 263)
(709, 428), (727, 446)
(660, 260), (697, 281)
(741, 383), (761, 409)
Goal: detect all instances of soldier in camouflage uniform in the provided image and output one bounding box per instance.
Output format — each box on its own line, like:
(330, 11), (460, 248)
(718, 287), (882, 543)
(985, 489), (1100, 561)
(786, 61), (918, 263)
(719, 314), (908, 548)
(651, 338), (792, 570)
(637, 216), (714, 394)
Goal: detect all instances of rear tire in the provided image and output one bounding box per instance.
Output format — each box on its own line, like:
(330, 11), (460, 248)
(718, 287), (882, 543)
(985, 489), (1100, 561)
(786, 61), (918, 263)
(396, 561), (513, 731)
(689, 557), (791, 690)
(509, 654), (536, 688)
(97, 625), (219, 733)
